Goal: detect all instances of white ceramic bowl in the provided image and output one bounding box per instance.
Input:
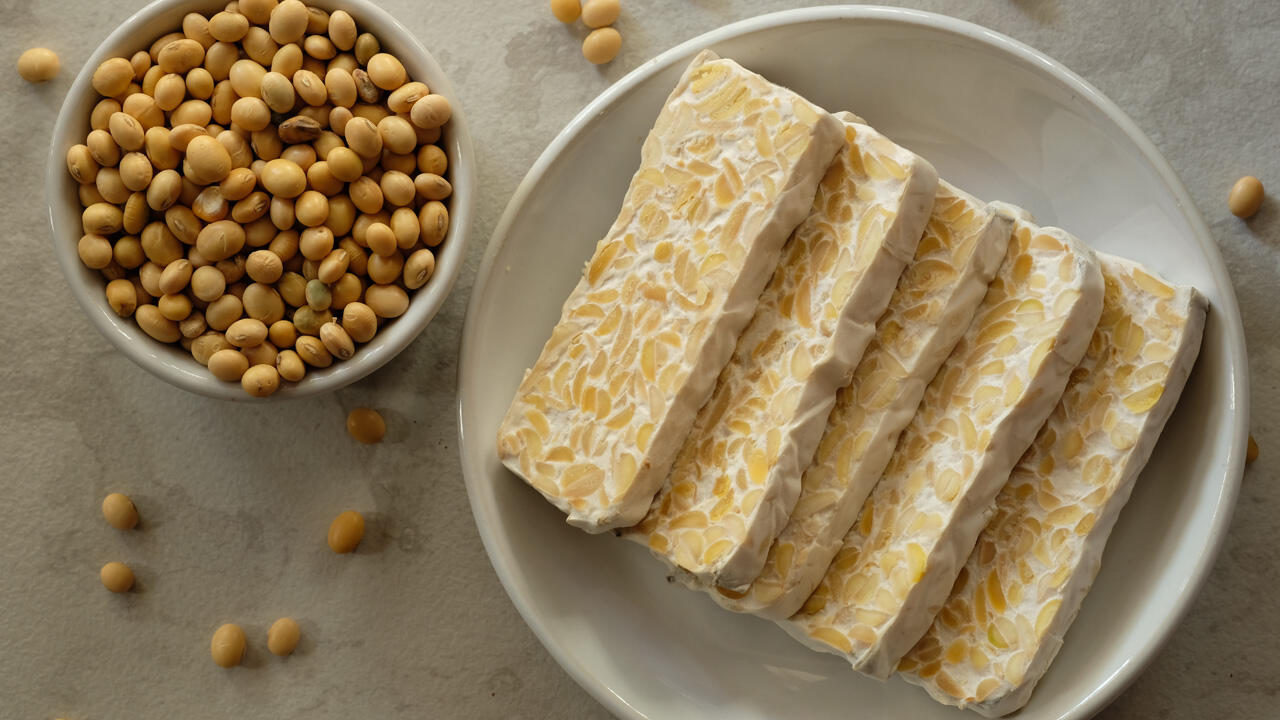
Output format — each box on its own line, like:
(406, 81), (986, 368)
(48, 0), (474, 400)
(459, 6), (1248, 720)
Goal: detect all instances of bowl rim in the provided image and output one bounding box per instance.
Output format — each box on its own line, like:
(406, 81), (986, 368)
(457, 5), (1249, 719)
(47, 0), (475, 401)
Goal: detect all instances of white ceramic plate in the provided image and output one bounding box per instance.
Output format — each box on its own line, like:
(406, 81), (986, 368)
(458, 7), (1247, 719)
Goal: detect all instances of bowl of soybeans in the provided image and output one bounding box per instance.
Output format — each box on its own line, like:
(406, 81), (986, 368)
(48, 0), (473, 399)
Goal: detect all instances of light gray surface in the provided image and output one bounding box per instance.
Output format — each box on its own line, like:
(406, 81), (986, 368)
(0, 1), (1275, 718)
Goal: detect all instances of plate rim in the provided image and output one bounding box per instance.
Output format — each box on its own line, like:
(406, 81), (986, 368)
(457, 5), (1249, 719)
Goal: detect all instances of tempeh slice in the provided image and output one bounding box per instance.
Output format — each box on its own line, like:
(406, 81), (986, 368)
(496, 50), (844, 531)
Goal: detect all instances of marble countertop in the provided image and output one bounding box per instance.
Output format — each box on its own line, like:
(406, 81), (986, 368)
(2, 1), (1276, 718)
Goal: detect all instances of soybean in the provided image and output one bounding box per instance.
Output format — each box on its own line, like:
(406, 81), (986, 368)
(366, 53), (405, 90)
(181, 13), (215, 50)
(582, 0), (621, 28)
(109, 112), (145, 151)
(414, 173), (452, 200)
(328, 11), (357, 50)
(159, 258), (194, 294)
(327, 146), (363, 182)
(331, 272), (362, 309)
(78, 234), (114, 269)
(145, 127), (182, 169)
(349, 176), (383, 214)
(96, 168), (131, 204)
(270, 43), (303, 77)
(208, 348), (250, 381)
(196, 220), (246, 262)
(241, 363), (281, 397)
(17, 47), (60, 83)
(192, 332), (233, 365)
(419, 201), (448, 247)
(345, 408), (385, 444)
(242, 339), (277, 366)
(299, 226), (335, 260)
(268, 319), (297, 346)
(100, 561), (135, 593)
(114, 236), (146, 269)
(404, 249), (436, 290)
(157, 39), (205, 74)
(328, 105), (354, 134)
(259, 70), (295, 113)
(366, 250), (403, 285)
(365, 284), (409, 318)
(344, 116), (382, 158)
(292, 68), (327, 105)
(102, 492), (140, 530)
(245, 249), (284, 284)
(186, 135), (232, 184)
(243, 27), (279, 66)
(318, 321), (354, 359)
(92, 57), (134, 96)
(158, 293), (193, 321)
(209, 12), (249, 43)
(295, 190), (329, 226)
(353, 32), (379, 65)
(261, 158), (307, 197)
(210, 623), (247, 668)
(106, 278), (139, 317)
(66, 145), (99, 185)
(226, 317), (269, 347)
(295, 334), (332, 366)
(317, 249), (349, 284)
(187, 67), (214, 98)
(191, 265), (228, 301)
(137, 304), (182, 342)
(409, 94), (451, 130)
(1229, 176), (1265, 219)
(179, 311), (207, 339)
(123, 93), (165, 129)
(220, 167), (258, 202)
(303, 35), (336, 60)
(582, 27), (622, 64)
(269, 0), (309, 44)
(551, 0), (582, 23)
(327, 509), (366, 552)
(119, 152), (154, 192)
(91, 99), (121, 131)
(87, 130), (121, 167)
(341, 301), (377, 343)
(230, 96), (272, 131)
(206, 294), (244, 331)
(240, 0), (277, 25)
(244, 280), (285, 320)
(84, 203), (124, 235)
(387, 82), (428, 113)
(276, 349), (306, 381)
(267, 617), (301, 656)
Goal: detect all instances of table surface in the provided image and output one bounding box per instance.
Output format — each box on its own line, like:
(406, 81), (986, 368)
(2, 1), (1276, 718)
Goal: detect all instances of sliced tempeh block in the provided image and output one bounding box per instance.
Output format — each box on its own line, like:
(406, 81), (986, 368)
(899, 254), (1206, 716)
(782, 210), (1104, 679)
(496, 50), (844, 532)
(625, 114), (938, 589)
(710, 181), (1010, 619)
